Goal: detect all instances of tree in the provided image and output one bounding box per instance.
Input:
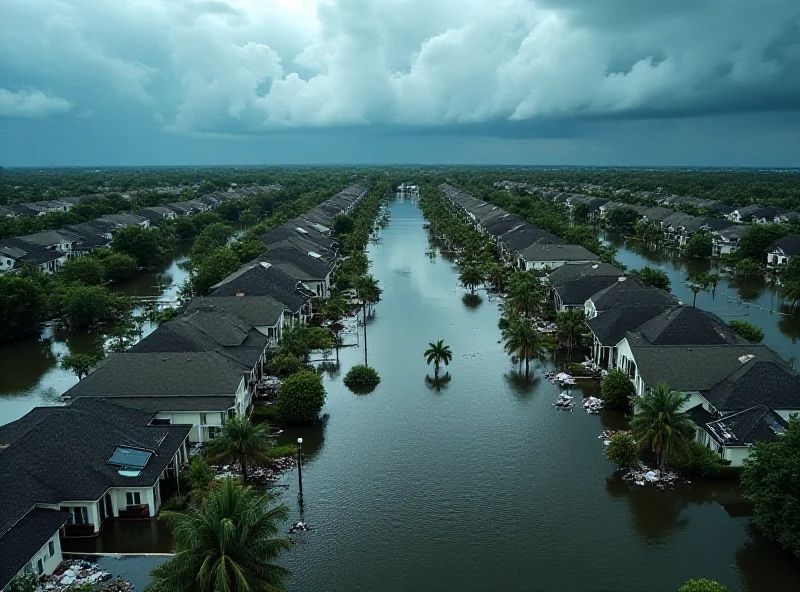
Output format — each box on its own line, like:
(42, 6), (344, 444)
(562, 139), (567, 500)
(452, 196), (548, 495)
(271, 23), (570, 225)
(728, 320), (765, 343)
(204, 416), (275, 484)
(191, 223), (234, 262)
(145, 478), (291, 592)
(631, 267), (671, 291)
(0, 275), (44, 341)
(332, 213), (355, 236)
(737, 224), (788, 262)
(191, 247), (241, 295)
(605, 432), (638, 469)
(185, 456), (215, 504)
(742, 416), (800, 557)
(59, 256), (106, 286)
(458, 264), (484, 294)
(356, 274), (381, 364)
(59, 285), (128, 329)
(486, 263), (508, 292)
(601, 369), (635, 411)
(267, 353), (305, 378)
(606, 207), (640, 231)
(61, 352), (102, 380)
(424, 340), (453, 378)
(554, 309), (584, 360)
(687, 273), (710, 307)
(686, 232), (713, 258)
(706, 273), (721, 299)
(323, 295), (347, 361)
(96, 251), (138, 282)
(276, 370), (326, 423)
(734, 257), (764, 277)
(678, 579), (729, 592)
(343, 364), (381, 391)
(630, 384), (696, 474)
(505, 272), (543, 318)
(502, 317), (550, 376)
(112, 225), (165, 268)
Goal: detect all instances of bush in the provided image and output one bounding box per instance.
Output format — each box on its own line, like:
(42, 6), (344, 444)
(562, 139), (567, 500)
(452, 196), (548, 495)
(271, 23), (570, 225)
(678, 578), (729, 592)
(267, 353), (306, 378)
(251, 404), (280, 422)
(601, 369), (635, 411)
(160, 494), (188, 512)
(631, 266), (671, 291)
(343, 364), (381, 391)
(728, 320), (764, 343)
(276, 370), (326, 423)
(605, 432), (639, 468)
(671, 441), (738, 479)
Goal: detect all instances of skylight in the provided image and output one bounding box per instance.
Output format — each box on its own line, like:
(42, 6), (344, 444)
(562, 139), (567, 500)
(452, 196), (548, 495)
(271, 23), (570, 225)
(295, 227), (309, 234)
(308, 251), (322, 259)
(107, 446), (152, 470)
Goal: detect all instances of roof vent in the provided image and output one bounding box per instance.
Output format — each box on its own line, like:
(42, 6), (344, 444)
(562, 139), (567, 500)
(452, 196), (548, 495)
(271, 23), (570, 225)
(308, 251), (322, 259)
(739, 354), (755, 364)
(295, 227), (308, 234)
(591, 264), (599, 269)
(236, 292), (245, 297)
(618, 276), (627, 282)
(259, 261), (272, 270)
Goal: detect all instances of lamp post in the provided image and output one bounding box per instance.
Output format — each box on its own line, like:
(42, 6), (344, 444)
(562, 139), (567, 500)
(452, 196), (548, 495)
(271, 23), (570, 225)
(296, 437), (304, 502)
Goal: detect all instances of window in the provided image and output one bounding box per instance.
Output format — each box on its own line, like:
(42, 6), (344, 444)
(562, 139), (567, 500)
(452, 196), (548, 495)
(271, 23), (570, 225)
(71, 506), (88, 525)
(208, 426), (222, 440)
(36, 558), (44, 575)
(48, 541), (55, 557)
(126, 492), (142, 506)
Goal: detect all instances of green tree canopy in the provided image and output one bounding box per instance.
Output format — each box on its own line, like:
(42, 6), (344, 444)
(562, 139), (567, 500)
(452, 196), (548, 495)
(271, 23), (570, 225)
(191, 247), (241, 296)
(678, 579), (730, 592)
(59, 256), (106, 286)
(601, 369), (635, 411)
(276, 370), (326, 423)
(332, 214), (355, 236)
(605, 432), (639, 469)
(112, 225), (166, 268)
(204, 416), (275, 484)
(686, 232), (713, 258)
(631, 267), (671, 291)
(145, 479), (291, 592)
(742, 416), (800, 557)
(728, 320), (765, 343)
(61, 352), (103, 380)
(502, 317), (550, 376)
(630, 384), (696, 473)
(424, 340), (453, 377)
(0, 275), (44, 341)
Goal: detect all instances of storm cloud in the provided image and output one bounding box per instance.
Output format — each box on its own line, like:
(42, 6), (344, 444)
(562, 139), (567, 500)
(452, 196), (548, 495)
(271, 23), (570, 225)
(0, 0), (799, 165)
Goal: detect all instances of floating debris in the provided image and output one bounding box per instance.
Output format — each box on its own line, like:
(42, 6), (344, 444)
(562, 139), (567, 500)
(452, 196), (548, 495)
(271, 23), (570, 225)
(211, 456), (295, 486)
(583, 396), (604, 414)
(38, 559), (134, 591)
(621, 465), (685, 490)
(552, 392), (574, 411)
(288, 520), (312, 534)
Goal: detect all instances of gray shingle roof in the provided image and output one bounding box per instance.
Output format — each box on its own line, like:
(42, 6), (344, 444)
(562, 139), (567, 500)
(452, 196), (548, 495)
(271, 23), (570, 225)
(0, 508), (70, 590)
(628, 306), (743, 346)
(585, 305), (676, 346)
(519, 243), (599, 263)
(554, 276), (623, 307)
(500, 226), (564, 252)
(63, 351), (249, 399)
(702, 360), (800, 412)
(769, 234), (800, 257)
(210, 261), (310, 311)
(94, 396), (235, 413)
(590, 277), (679, 311)
(704, 405), (788, 447)
(548, 262), (625, 285)
(628, 344), (786, 394)
(187, 297), (286, 327)
(259, 246), (332, 280)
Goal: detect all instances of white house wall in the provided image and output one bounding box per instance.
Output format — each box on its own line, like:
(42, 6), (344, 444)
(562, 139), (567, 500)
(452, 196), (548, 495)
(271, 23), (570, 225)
(14, 529), (64, 581)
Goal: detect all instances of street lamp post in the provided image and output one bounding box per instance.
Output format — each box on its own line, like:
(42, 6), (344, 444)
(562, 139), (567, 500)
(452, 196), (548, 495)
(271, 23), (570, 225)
(296, 437), (304, 501)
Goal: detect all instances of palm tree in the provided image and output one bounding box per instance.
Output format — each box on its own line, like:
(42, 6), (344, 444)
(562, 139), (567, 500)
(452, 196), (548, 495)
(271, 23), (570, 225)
(502, 317), (550, 376)
(204, 416), (274, 485)
(424, 340), (453, 377)
(356, 274), (382, 364)
(505, 272), (543, 318)
(706, 273), (721, 299)
(458, 265), (484, 294)
(145, 479), (291, 592)
(555, 309), (585, 361)
(630, 384), (696, 474)
(688, 273), (710, 307)
(185, 457), (215, 505)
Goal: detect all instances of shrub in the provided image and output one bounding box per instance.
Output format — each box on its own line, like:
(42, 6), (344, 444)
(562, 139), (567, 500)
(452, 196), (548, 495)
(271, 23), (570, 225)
(671, 441), (738, 479)
(605, 432), (639, 468)
(267, 353), (306, 378)
(728, 320), (764, 343)
(251, 404), (280, 422)
(276, 370), (326, 423)
(160, 494), (188, 512)
(678, 578), (729, 592)
(601, 369), (635, 411)
(343, 364), (381, 391)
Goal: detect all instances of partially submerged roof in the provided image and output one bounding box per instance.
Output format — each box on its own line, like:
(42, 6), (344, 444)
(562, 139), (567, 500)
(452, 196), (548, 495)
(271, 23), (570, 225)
(187, 296), (287, 327)
(210, 261), (311, 311)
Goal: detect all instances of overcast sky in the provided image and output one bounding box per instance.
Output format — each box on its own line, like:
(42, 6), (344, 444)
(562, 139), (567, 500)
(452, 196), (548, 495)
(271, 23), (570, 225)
(1, 0), (799, 167)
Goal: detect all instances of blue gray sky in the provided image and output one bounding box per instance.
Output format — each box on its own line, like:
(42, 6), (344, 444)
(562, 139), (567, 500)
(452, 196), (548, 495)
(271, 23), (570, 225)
(1, 0), (799, 167)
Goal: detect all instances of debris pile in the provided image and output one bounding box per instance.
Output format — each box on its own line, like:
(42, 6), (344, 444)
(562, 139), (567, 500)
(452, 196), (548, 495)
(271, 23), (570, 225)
(583, 396), (604, 414)
(621, 466), (684, 490)
(255, 376), (281, 399)
(288, 520), (312, 534)
(212, 456), (295, 486)
(598, 429), (616, 446)
(39, 560), (134, 592)
(552, 393), (574, 411)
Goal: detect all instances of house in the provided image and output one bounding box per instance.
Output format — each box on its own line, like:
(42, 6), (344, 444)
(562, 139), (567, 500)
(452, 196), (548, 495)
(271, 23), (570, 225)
(712, 226), (748, 257)
(260, 224), (338, 258)
(165, 202), (194, 216)
(0, 206), (17, 218)
(0, 238), (67, 274)
(259, 246), (334, 298)
(766, 235), (800, 267)
(727, 205), (783, 224)
(100, 213), (150, 229)
(498, 225), (564, 261)
(0, 399), (190, 589)
(775, 211), (800, 223)
(584, 276), (678, 319)
(137, 206), (176, 223)
(61, 351), (254, 442)
(186, 297), (290, 344)
(210, 261), (314, 322)
(17, 230), (83, 259)
(697, 405), (788, 467)
(548, 262), (625, 311)
(586, 305), (676, 368)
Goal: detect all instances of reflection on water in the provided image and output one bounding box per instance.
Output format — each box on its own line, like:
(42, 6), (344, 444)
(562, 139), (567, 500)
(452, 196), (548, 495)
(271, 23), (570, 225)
(606, 233), (800, 361)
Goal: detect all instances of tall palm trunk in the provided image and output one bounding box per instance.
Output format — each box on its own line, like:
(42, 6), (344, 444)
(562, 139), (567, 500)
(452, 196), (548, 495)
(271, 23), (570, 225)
(434, 360), (440, 377)
(362, 302), (368, 365)
(525, 353), (530, 376)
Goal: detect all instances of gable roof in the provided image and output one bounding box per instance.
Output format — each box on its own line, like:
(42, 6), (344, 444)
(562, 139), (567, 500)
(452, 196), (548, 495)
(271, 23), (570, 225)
(704, 405), (788, 447)
(627, 306), (743, 346)
(586, 305), (676, 346)
(553, 276), (623, 307)
(769, 234), (800, 257)
(186, 297), (287, 327)
(548, 262), (625, 285)
(0, 508), (71, 590)
(627, 343), (786, 394)
(702, 360), (800, 412)
(259, 246), (332, 280)
(519, 243), (599, 263)
(589, 276), (679, 311)
(210, 261), (311, 311)
(500, 226), (564, 252)
(0, 238), (64, 265)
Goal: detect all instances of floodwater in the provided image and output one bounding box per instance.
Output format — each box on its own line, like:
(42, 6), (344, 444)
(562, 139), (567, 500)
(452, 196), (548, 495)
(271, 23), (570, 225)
(0, 244), (190, 424)
(8, 200), (800, 591)
(605, 234), (800, 361)
(272, 199), (800, 591)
